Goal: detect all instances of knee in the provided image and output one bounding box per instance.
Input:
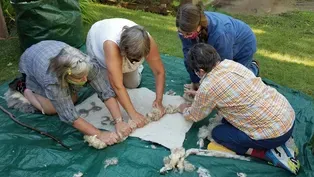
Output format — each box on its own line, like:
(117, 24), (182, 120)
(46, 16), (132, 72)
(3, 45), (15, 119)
(212, 125), (224, 143)
(124, 81), (140, 89)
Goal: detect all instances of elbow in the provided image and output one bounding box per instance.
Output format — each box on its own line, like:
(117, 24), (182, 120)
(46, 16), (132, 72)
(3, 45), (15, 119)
(154, 67), (165, 77)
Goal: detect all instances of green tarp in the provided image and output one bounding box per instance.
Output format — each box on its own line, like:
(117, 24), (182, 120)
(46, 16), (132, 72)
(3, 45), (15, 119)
(0, 55), (313, 177)
(11, 0), (84, 51)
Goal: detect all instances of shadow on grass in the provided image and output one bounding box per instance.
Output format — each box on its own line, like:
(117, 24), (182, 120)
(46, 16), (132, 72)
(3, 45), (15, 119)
(235, 11), (314, 66)
(257, 53), (313, 97)
(0, 3), (313, 97)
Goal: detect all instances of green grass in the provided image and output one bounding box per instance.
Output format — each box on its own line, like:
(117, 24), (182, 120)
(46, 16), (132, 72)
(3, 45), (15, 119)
(0, 2), (313, 98)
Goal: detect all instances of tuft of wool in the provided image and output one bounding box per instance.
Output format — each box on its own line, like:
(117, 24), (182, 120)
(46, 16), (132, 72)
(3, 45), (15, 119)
(104, 157), (119, 168)
(84, 105), (179, 149)
(73, 172), (83, 177)
(197, 167), (211, 177)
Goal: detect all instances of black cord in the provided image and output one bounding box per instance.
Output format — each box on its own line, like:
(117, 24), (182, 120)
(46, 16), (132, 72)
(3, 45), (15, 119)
(0, 105), (72, 150)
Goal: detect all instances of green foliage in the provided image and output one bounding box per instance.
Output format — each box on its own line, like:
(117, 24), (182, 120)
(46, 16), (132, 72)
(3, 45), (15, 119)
(80, 0), (105, 24)
(1, 0), (15, 24)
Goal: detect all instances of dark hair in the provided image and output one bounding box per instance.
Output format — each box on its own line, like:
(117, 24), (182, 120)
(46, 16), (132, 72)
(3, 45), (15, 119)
(187, 43), (221, 73)
(119, 25), (151, 61)
(176, 2), (208, 42)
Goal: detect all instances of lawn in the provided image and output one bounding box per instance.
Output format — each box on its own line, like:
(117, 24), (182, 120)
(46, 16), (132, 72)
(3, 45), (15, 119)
(0, 2), (313, 98)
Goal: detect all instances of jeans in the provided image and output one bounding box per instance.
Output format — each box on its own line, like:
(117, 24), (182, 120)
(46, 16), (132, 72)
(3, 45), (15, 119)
(212, 119), (294, 155)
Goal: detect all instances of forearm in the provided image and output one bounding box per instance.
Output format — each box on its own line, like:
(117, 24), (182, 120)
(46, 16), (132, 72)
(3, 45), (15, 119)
(112, 85), (137, 115)
(183, 89), (215, 122)
(73, 118), (101, 136)
(104, 97), (122, 119)
(154, 70), (165, 102)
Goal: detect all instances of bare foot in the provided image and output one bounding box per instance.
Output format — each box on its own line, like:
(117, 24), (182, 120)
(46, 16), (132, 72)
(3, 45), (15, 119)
(97, 131), (119, 145)
(115, 121), (132, 138)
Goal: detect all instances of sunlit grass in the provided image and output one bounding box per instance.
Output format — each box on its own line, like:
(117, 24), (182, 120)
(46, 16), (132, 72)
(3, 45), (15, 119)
(0, 2), (313, 97)
(257, 49), (314, 67)
(252, 28), (266, 34)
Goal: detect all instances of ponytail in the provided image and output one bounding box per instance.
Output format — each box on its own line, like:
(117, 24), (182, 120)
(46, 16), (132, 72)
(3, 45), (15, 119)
(176, 0), (209, 42)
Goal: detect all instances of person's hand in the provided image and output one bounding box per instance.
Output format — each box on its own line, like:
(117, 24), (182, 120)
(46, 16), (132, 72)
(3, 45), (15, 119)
(179, 103), (191, 113)
(129, 111), (148, 128)
(152, 99), (166, 117)
(115, 121), (132, 138)
(184, 82), (199, 91)
(184, 88), (197, 96)
(97, 131), (120, 145)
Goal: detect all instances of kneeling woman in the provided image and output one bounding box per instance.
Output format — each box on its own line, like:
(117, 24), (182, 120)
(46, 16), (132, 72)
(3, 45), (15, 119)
(8, 40), (132, 145)
(86, 18), (166, 129)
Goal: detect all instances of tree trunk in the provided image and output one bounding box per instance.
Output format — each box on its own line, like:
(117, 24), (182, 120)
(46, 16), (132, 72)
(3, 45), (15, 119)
(0, 3), (9, 39)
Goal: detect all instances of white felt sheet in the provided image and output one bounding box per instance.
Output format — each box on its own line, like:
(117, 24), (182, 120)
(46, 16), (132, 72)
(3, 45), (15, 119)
(75, 88), (193, 149)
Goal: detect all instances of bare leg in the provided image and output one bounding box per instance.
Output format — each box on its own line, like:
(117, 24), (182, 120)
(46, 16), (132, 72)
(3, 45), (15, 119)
(23, 89), (78, 115)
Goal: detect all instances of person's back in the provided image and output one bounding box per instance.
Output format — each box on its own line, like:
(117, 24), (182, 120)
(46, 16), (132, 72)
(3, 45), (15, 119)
(180, 43), (299, 174)
(19, 41), (68, 91)
(87, 18), (137, 68)
(203, 60), (294, 140)
(204, 12), (256, 59)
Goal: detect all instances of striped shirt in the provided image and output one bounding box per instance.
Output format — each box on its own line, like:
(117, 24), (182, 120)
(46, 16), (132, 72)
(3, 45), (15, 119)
(19, 40), (115, 124)
(183, 60), (295, 140)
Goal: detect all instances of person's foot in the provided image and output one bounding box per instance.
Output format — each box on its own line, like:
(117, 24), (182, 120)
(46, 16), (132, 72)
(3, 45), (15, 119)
(9, 76), (26, 93)
(265, 146), (300, 175)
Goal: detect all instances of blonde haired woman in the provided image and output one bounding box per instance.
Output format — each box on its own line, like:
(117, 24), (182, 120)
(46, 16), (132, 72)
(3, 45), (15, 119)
(9, 40), (131, 145)
(87, 18), (166, 128)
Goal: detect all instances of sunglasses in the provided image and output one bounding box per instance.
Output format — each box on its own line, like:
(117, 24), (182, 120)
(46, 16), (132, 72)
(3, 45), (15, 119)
(128, 57), (141, 63)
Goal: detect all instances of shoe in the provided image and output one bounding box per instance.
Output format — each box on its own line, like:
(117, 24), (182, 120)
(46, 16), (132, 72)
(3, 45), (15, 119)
(252, 60), (260, 77)
(265, 146), (300, 175)
(284, 137), (299, 158)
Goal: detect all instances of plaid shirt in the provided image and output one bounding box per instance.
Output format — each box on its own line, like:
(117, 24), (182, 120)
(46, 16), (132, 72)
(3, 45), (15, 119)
(183, 60), (295, 140)
(19, 40), (115, 124)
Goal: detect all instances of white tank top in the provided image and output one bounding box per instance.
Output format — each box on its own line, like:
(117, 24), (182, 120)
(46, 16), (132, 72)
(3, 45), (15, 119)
(87, 18), (138, 68)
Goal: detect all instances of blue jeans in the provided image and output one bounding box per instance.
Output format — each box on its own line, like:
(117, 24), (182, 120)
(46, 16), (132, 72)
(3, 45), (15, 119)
(212, 119), (294, 155)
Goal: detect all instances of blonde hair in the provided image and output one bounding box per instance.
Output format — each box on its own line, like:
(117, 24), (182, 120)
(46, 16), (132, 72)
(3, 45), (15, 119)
(48, 46), (91, 88)
(119, 25), (151, 61)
